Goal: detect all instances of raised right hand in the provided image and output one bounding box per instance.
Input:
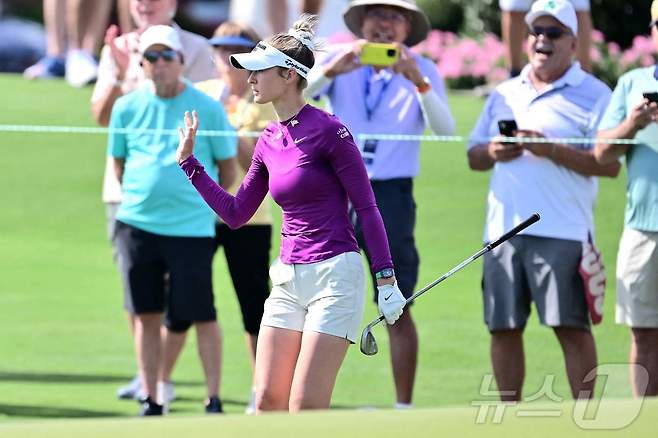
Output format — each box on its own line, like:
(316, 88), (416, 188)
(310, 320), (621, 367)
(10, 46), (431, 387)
(177, 111), (198, 164)
(105, 25), (129, 80)
(324, 40), (367, 78)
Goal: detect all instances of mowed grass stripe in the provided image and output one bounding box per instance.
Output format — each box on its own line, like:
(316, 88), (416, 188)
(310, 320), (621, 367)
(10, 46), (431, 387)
(0, 399), (655, 437)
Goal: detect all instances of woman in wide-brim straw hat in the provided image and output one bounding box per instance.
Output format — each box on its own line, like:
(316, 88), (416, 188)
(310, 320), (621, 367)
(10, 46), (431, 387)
(343, 0), (430, 46)
(304, 0), (455, 410)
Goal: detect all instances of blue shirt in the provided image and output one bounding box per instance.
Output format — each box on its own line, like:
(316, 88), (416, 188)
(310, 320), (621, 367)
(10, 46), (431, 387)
(108, 81), (237, 237)
(468, 63), (611, 242)
(598, 66), (658, 232)
(314, 46), (450, 180)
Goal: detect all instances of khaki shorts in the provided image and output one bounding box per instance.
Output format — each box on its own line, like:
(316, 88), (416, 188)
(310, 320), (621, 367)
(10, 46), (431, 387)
(261, 252), (365, 343)
(616, 228), (658, 327)
(499, 0), (590, 11)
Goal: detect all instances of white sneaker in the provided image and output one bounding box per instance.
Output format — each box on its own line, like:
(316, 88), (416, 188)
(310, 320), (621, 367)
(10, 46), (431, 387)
(394, 402), (413, 410)
(157, 381), (176, 406)
(117, 375), (142, 400)
(245, 390), (256, 415)
(65, 49), (98, 87)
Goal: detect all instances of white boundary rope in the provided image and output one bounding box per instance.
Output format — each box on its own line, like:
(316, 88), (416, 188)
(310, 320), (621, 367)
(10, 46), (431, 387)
(0, 124), (645, 145)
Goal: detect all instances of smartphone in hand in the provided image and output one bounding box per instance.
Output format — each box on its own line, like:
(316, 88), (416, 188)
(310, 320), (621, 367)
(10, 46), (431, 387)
(497, 119), (518, 137)
(360, 43), (400, 66)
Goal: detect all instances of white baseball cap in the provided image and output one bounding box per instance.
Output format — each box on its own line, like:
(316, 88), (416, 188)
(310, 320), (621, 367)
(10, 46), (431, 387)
(230, 42), (310, 78)
(524, 0), (578, 36)
(139, 25), (183, 54)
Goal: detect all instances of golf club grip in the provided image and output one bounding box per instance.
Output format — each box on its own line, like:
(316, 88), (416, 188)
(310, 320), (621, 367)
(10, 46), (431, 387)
(486, 213), (540, 251)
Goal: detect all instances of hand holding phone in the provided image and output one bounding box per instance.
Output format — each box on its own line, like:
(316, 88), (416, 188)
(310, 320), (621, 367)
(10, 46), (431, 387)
(359, 43), (400, 67)
(643, 92), (658, 104)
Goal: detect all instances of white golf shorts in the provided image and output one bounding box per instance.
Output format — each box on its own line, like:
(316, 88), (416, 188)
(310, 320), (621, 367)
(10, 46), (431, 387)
(616, 228), (658, 327)
(261, 251), (365, 343)
(499, 0), (590, 11)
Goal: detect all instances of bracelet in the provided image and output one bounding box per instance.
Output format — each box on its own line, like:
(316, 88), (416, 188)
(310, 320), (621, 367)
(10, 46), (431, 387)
(112, 77), (124, 88)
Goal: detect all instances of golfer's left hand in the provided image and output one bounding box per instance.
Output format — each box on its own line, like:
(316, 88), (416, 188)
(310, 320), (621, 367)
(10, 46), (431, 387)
(177, 110), (198, 164)
(377, 282), (405, 325)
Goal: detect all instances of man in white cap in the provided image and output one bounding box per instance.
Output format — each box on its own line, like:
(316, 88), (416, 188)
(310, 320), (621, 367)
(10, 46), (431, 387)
(500, 0), (592, 76)
(467, 0), (619, 401)
(305, 0), (455, 409)
(90, 0), (218, 402)
(107, 25), (236, 415)
(596, 0), (658, 397)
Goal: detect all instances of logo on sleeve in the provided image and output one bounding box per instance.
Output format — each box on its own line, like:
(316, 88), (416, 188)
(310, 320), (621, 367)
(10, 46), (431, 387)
(337, 126), (350, 139)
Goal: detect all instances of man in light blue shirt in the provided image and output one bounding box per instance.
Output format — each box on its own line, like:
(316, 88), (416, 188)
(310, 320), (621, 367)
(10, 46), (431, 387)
(595, 0), (658, 398)
(305, 0), (455, 408)
(468, 0), (619, 402)
(108, 25), (236, 416)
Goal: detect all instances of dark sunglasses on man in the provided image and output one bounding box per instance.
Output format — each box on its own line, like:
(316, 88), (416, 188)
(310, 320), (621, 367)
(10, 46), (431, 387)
(528, 25), (570, 40)
(143, 49), (178, 63)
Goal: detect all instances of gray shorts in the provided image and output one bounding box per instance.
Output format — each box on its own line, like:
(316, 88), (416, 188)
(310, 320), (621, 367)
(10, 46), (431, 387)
(482, 235), (589, 332)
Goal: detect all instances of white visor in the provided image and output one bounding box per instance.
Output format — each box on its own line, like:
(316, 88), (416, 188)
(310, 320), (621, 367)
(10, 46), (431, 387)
(229, 42), (310, 79)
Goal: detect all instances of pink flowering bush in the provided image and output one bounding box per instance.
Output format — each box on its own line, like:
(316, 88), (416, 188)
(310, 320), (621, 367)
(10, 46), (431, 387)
(591, 30), (657, 87)
(413, 30), (508, 89)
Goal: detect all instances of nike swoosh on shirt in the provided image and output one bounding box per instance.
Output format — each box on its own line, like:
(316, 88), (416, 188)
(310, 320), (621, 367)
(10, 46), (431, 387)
(384, 293), (393, 301)
(294, 136), (308, 143)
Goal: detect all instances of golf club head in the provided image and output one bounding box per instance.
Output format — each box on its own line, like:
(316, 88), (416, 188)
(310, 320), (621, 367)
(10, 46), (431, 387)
(360, 325), (378, 355)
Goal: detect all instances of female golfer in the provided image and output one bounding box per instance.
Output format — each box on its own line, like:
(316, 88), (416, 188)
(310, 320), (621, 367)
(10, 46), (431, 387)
(176, 14), (405, 412)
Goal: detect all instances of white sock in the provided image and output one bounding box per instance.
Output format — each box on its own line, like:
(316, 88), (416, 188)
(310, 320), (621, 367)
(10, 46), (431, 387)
(394, 402), (413, 410)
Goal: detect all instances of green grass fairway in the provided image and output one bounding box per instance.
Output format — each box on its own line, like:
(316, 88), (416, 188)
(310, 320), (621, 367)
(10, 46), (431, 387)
(0, 399), (655, 437)
(0, 73), (641, 434)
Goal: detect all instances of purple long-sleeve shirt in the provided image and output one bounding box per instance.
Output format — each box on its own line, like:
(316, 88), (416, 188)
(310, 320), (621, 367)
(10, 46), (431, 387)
(180, 104), (393, 272)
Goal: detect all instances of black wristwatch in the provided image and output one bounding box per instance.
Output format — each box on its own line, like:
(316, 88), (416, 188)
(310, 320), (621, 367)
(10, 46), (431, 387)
(375, 268), (395, 279)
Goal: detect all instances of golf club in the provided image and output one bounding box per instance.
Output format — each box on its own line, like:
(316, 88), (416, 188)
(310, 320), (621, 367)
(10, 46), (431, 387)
(360, 213), (541, 356)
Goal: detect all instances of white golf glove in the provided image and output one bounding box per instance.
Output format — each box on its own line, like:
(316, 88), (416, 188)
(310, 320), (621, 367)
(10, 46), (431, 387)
(377, 282), (406, 325)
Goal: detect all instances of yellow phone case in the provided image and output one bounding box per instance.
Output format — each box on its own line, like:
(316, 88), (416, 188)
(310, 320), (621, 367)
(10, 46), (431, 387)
(359, 43), (400, 66)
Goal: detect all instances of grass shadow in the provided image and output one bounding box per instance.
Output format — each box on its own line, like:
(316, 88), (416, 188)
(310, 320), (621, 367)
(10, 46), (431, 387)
(0, 403), (121, 419)
(0, 371), (202, 387)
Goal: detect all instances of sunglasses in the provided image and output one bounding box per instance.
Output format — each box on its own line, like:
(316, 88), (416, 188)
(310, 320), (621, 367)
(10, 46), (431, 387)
(365, 8), (408, 24)
(528, 25), (570, 40)
(143, 49), (178, 63)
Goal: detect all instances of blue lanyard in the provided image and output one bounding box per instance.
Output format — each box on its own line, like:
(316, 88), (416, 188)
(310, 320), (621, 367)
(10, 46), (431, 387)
(363, 67), (393, 121)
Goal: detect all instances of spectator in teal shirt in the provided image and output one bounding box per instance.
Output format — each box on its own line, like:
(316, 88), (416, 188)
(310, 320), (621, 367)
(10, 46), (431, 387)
(595, 0), (658, 398)
(108, 25), (237, 416)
